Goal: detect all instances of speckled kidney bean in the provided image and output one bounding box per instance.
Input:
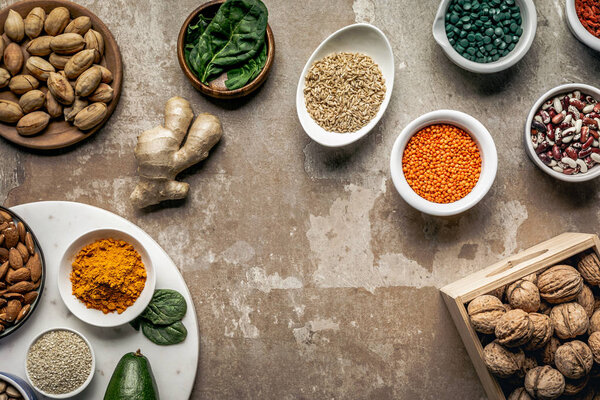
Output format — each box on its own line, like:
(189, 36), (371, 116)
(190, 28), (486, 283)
(531, 90), (600, 175)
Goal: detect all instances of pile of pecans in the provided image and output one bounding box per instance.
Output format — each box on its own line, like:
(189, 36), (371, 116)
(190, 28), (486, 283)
(531, 90), (600, 175)
(0, 379), (24, 399)
(0, 209), (42, 334)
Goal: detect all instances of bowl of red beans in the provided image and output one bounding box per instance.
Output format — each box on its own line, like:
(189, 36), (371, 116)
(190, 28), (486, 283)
(390, 110), (498, 216)
(566, 0), (600, 52)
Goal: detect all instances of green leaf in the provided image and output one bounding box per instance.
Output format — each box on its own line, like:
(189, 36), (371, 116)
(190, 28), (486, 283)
(141, 320), (187, 346)
(225, 41), (267, 90)
(184, 15), (211, 62)
(129, 317), (141, 331)
(140, 289), (187, 326)
(187, 0), (268, 84)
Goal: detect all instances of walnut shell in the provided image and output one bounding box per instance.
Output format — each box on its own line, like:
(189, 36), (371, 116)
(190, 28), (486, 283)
(588, 331), (600, 364)
(577, 284), (595, 318)
(523, 272), (539, 285)
(508, 387), (533, 400)
(563, 375), (590, 396)
(507, 279), (541, 312)
(577, 252), (600, 285)
(525, 365), (565, 400)
(487, 285), (506, 302)
(483, 341), (524, 378)
(537, 336), (561, 366)
(524, 313), (554, 351)
(539, 301), (552, 316)
(555, 340), (593, 379)
(589, 309), (600, 335)
(538, 265), (583, 304)
(495, 309), (534, 347)
(550, 302), (589, 339)
(467, 295), (506, 334)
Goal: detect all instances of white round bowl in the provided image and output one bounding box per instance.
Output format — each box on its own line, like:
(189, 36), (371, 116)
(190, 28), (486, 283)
(58, 228), (156, 327)
(390, 110), (498, 216)
(432, 0), (537, 73)
(25, 327), (95, 399)
(0, 372), (37, 400)
(524, 83), (600, 182)
(565, 0), (600, 52)
(296, 23), (394, 147)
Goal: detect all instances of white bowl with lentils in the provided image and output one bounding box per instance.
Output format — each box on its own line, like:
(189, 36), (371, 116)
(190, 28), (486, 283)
(25, 328), (95, 398)
(296, 23), (394, 147)
(525, 83), (600, 182)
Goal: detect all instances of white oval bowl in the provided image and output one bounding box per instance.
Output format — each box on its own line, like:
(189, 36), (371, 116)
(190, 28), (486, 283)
(565, 0), (600, 52)
(58, 228), (156, 327)
(524, 83), (600, 182)
(432, 0), (537, 73)
(296, 23), (394, 147)
(390, 110), (498, 216)
(25, 327), (95, 399)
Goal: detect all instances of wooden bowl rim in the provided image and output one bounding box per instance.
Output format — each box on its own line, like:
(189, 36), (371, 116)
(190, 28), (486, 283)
(0, 0), (123, 151)
(177, 0), (275, 99)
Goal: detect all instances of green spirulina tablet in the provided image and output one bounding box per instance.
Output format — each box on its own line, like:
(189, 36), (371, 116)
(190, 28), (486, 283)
(444, 0), (522, 64)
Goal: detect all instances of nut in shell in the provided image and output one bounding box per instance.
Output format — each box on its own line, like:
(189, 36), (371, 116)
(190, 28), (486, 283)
(588, 331), (600, 363)
(25, 35), (53, 56)
(9, 75), (39, 95)
(483, 341), (524, 378)
(5, 10), (25, 42)
(524, 366), (565, 400)
(49, 52), (71, 69)
(44, 7), (70, 36)
(524, 313), (553, 351)
(577, 284), (595, 318)
(84, 29), (104, 63)
(75, 66), (101, 97)
(24, 7), (45, 39)
(64, 97), (88, 122)
(95, 64), (113, 84)
(47, 72), (74, 105)
(45, 90), (62, 118)
(550, 302), (589, 339)
(50, 33), (85, 55)
(88, 83), (114, 103)
(4, 42), (24, 76)
(495, 309), (534, 347)
(0, 68), (10, 88)
(16, 111), (50, 136)
(589, 309), (600, 334)
(577, 252), (600, 285)
(64, 49), (95, 79)
(25, 56), (55, 81)
(555, 340), (593, 379)
(536, 336), (561, 367)
(508, 387), (533, 400)
(64, 16), (92, 36)
(537, 265), (583, 304)
(19, 89), (45, 113)
(468, 294), (506, 334)
(507, 279), (541, 312)
(0, 100), (24, 123)
(74, 102), (107, 130)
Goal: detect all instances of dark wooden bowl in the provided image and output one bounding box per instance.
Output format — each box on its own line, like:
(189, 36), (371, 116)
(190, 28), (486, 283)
(177, 0), (274, 99)
(0, 0), (123, 150)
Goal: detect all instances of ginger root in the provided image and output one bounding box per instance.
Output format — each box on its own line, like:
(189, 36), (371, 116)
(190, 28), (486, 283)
(130, 96), (222, 208)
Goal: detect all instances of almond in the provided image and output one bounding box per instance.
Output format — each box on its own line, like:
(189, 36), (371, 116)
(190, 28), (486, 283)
(50, 33), (85, 55)
(6, 267), (30, 284)
(0, 100), (24, 123)
(9, 75), (39, 95)
(27, 253), (42, 282)
(74, 102), (107, 130)
(25, 56), (55, 80)
(4, 42), (24, 75)
(25, 232), (35, 254)
(47, 72), (74, 105)
(44, 7), (70, 36)
(23, 291), (38, 305)
(5, 299), (21, 322)
(24, 7), (45, 39)
(19, 89), (46, 113)
(3, 226), (19, 248)
(5, 10), (25, 42)
(16, 242), (29, 263)
(15, 303), (30, 323)
(16, 111), (50, 136)
(0, 262), (8, 280)
(8, 248), (23, 269)
(7, 281), (34, 293)
(64, 16), (91, 36)
(84, 29), (104, 63)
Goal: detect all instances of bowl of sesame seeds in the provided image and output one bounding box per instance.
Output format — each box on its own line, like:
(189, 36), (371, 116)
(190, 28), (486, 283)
(390, 109), (498, 216)
(25, 327), (95, 398)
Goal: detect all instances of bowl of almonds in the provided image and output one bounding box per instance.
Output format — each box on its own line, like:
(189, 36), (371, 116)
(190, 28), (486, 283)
(0, 206), (45, 339)
(0, 0), (122, 150)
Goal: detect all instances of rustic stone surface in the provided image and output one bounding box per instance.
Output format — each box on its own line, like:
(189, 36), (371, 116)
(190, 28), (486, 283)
(1, 0), (600, 398)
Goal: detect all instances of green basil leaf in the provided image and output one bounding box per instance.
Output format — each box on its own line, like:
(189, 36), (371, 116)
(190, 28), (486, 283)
(140, 289), (187, 326)
(141, 320), (187, 346)
(225, 41), (267, 90)
(187, 0), (268, 84)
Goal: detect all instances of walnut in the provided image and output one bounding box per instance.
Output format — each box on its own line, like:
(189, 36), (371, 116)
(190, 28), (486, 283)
(577, 252), (600, 285)
(524, 365), (565, 400)
(508, 387), (533, 400)
(576, 284), (595, 318)
(539, 301), (552, 316)
(594, 297), (600, 313)
(483, 341), (524, 378)
(467, 295), (506, 334)
(588, 331), (600, 363)
(563, 375), (589, 396)
(555, 340), (593, 379)
(523, 272), (538, 285)
(550, 302), (589, 339)
(524, 313), (553, 351)
(487, 285), (506, 302)
(589, 309), (600, 335)
(537, 265), (583, 304)
(495, 309), (534, 347)
(507, 279), (541, 312)
(537, 337), (561, 366)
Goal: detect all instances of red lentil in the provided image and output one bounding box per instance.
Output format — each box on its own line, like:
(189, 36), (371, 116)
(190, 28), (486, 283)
(402, 124), (481, 204)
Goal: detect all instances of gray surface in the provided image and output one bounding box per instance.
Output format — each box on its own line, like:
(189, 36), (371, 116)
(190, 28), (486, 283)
(1, 0), (599, 398)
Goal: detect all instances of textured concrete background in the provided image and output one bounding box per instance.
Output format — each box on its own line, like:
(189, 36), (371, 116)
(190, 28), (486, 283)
(2, 0), (600, 398)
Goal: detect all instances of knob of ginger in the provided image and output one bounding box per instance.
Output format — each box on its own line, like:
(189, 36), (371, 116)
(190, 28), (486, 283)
(130, 96), (223, 208)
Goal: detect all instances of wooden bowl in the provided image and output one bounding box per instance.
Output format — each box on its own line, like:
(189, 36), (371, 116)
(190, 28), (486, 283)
(177, 0), (274, 99)
(0, 0), (122, 150)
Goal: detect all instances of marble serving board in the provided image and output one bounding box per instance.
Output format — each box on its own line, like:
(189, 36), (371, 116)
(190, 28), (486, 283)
(0, 201), (199, 399)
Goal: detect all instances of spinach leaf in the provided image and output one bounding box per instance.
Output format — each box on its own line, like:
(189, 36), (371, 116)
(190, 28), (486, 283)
(187, 0), (268, 84)
(225, 41), (267, 90)
(140, 289), (187, 326)
(184, 15), (211, 61)
(129, 317), (141, 331)
(141, 320), (187, 346)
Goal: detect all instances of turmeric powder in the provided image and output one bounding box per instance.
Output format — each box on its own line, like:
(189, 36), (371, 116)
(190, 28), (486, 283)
(70, 238), (147, 314)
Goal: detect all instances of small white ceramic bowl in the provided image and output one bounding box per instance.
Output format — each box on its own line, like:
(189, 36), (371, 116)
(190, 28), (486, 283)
(390, 110), (497, 216)
(432, 0), (537, 73)
(296, 23), (394, 147)
(524, 83), (600, 182)
(25, 327), (95, 399)
(565, 0), (600, 52)
(58, 228), (156, 327)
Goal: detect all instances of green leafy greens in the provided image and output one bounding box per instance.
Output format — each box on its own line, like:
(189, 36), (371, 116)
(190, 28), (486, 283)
(131, 289), (188, 345)
(185, 0), (268, 89)
(141, 320), (188, 346)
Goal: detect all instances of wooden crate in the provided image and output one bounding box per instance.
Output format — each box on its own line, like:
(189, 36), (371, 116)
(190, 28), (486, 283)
(440, 232), (600, 400)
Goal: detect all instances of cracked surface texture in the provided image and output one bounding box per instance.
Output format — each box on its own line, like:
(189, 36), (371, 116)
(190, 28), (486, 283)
(2, 0), (600, 398)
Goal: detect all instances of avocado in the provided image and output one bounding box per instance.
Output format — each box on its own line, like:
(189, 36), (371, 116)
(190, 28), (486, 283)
(104, 349), (159, 400)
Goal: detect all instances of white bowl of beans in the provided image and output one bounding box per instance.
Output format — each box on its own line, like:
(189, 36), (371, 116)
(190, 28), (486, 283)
(565, 0), (600, 52)
(525, 83), (600, 182)
(390, 110), (498, 216)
